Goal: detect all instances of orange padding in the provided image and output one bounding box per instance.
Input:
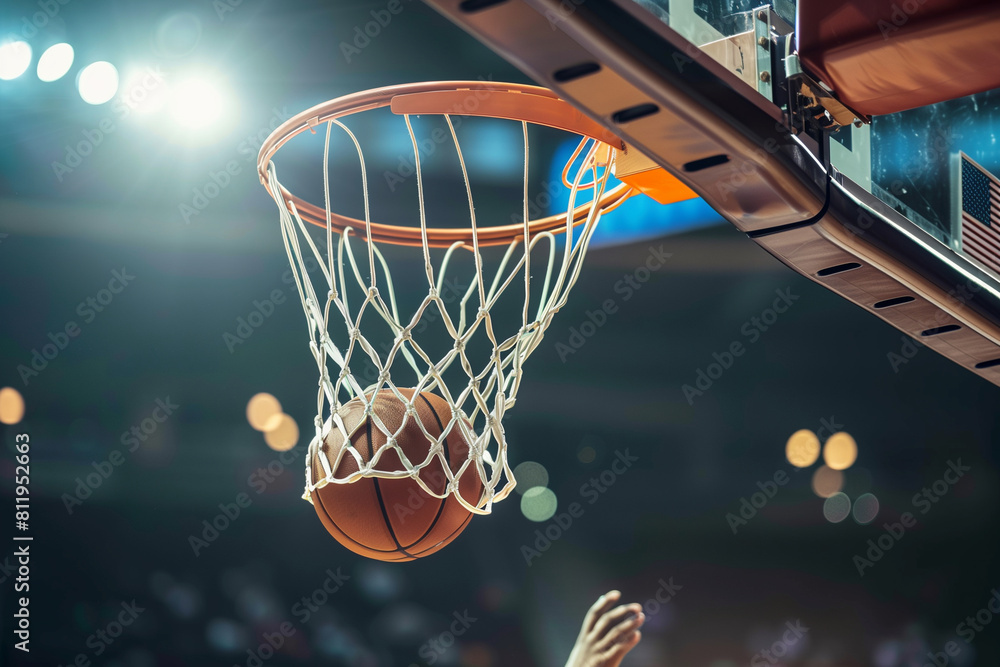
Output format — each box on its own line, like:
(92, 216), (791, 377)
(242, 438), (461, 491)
(797, 0), (1000, 116)
(617, 167), (698, 206)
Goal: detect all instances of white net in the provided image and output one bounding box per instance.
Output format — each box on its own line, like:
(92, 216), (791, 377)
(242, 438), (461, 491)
(263, 109), (621, 515)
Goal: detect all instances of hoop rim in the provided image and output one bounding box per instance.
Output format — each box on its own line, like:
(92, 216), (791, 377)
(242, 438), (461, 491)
(257, 81), (632, 248)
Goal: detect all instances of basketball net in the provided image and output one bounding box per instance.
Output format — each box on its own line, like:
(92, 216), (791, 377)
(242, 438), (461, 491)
(260, 85), (628, 515)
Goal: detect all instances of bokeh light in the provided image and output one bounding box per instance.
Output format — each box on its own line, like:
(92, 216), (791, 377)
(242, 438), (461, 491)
(0, 41), (32, 80)
(577, 445), (596, 463)
(513, 460), (549, 495)
(117, 65), (169, 116)
(0, 387), (25, 424)
(170, 77), (227, 129)
(205, 618), (248, 653)
(156, 12), (203, 58)
(824, 432), (858, 470)
(37, 43), (74, 82)
(853, 492), (880, 524)
(357, 562), (406, 603)
(264, 414), (299, 451)
(785, 429), (820, 467)
(823, 492), (852, 523)
(461, 644), (496, 667)
(520, 486), (557, 521)
(246, 393), (282, 431)
(811, 465), (844, 498)
(164, 582), (202, 619)
(77, 61), (120, 104)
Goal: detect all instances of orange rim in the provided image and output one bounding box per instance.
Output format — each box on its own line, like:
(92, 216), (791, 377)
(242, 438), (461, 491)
(257, 81), (631, 248)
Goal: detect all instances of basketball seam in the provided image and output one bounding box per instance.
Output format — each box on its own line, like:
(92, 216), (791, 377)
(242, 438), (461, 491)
(369, 416), (417, 559)
(399, 393), (452, 550)
(311, 452), (406, 556)
(411, 511), (475, 557)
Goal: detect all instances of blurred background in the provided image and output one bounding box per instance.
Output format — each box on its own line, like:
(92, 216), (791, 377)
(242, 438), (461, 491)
(1, 1), (999, 666)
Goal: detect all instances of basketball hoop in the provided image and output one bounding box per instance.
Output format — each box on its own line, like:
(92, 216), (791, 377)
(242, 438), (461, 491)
(257, 81), (632, 517)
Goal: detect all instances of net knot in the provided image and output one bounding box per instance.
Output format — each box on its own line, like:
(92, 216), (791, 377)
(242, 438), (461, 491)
(339, 366), (351, 379)
(428, 287), (439, 299)
(477, 307), (489, 319)
(367, 286), (379, 300)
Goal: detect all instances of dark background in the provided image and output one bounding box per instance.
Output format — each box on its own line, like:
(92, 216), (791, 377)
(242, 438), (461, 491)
(1, 1), (999, 666)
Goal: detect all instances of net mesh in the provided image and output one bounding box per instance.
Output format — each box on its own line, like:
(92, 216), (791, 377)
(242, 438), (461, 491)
(263, 111), (619, 515)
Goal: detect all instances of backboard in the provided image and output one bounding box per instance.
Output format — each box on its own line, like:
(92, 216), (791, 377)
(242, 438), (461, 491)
(421, 0), (1000, 387)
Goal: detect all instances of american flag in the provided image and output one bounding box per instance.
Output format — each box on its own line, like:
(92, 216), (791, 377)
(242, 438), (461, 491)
(959, 155), (1000, 276)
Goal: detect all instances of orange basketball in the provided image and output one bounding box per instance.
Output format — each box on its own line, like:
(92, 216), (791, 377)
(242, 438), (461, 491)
(310, 388), (483, 561)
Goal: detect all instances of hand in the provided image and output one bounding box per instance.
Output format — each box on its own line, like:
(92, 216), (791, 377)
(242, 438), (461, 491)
(565, 590), (645, 667)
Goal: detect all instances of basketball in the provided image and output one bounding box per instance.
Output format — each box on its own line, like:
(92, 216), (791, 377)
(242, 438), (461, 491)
(310, 387), (484, 561)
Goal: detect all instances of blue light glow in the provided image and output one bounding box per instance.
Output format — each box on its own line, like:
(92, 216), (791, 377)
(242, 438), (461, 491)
(547, 138), (724, 247)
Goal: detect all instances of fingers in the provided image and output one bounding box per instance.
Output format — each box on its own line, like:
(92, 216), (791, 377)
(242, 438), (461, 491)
(591, 602), (643, 639)
(606, 629), (642, 660)
(596, 610), (645, 652)
(583, 590), (621, 635)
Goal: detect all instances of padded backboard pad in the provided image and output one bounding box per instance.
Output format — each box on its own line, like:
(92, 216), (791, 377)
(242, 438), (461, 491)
(797, 0), (1000, 116)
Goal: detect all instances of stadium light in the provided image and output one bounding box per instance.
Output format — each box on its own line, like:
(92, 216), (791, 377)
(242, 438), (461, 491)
(0, 41), (32, 80)
(169, 76), (228, 130)
(78, 61), (119, 104)
(37, 43), (74, 82)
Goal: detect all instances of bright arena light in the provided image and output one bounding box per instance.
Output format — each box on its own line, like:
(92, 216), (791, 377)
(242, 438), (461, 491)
(117, 65), (169, 115)
(37, 43), (74, 82)
(78, 61), (120, 104)
(0, 41), (32, 80)
(169, 77), (227, 129)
